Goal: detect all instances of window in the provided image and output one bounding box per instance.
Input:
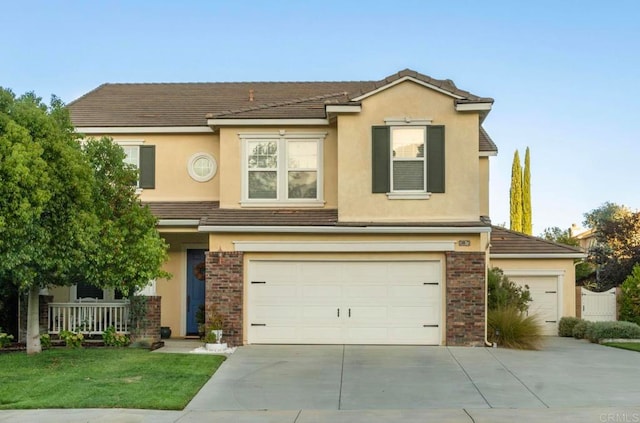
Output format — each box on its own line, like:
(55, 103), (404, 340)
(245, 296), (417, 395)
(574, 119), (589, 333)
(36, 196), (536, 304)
(391, 127), (425, 191)
(372, 125), (445, 197)
(241, 132), (325, 205)
(116, 141), (156, 189)
(188, 153), (217, 182)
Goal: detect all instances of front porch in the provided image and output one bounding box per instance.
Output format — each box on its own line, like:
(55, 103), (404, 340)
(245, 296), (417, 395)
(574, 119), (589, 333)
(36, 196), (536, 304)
(48, 300), (130, 335)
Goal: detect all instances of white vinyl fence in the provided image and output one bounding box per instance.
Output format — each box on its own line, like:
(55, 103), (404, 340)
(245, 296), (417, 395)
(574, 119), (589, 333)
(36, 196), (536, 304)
(581, 287), (617, 322)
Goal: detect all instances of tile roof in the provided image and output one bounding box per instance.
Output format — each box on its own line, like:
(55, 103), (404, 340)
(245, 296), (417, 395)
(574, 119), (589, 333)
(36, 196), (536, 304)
(68, 68), (493, 127)
(200, 209), (339, 226)
(144, 201), (219, 220)
(479, 127), (498, 153)
(490, 226), (584, 255)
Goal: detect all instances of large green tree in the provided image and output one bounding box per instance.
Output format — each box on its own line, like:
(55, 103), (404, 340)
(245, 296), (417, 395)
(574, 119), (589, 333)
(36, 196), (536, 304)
(522, 147), (532, 235)
(0, 89), (98, 354)
(588, 209), (640, 290)
(0, 90), (170, 354)
(83, 137), (169, 295)
(509, 150), (523, 232)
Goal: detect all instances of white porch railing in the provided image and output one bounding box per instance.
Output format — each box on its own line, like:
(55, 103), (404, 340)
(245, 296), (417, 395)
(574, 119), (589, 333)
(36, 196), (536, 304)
(48, 301), (130, 335)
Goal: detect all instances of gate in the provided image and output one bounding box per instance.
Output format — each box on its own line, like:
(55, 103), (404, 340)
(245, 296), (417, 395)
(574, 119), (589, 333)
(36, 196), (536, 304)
(581, 287), (617, 322)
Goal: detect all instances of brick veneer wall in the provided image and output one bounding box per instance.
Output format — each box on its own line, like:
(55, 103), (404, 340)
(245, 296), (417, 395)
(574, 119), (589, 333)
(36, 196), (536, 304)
(206, 251), (244, 347)
(130, 295), (161, 344)
(445, 252), (486, 346)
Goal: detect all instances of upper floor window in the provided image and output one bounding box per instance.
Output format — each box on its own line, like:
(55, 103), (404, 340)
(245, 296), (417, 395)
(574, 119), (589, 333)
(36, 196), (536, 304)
(116, 141), (155, 189)
(240, 132), (326, 206)
(391, 127), (426, 192)
(372, 125), (445, 198)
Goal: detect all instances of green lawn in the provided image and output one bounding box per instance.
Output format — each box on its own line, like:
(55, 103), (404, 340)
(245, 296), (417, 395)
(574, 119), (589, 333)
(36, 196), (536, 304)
(0, 348), (225, 410)
(604, 342), (640, 352)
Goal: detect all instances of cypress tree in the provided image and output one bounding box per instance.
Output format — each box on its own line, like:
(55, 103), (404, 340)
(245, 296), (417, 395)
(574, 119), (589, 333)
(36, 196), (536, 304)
(510, 150), (523, 232)
(522, 147), (532, 235)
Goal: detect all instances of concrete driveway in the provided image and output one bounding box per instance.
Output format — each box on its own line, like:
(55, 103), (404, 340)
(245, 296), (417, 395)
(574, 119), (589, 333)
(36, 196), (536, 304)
(186, 337), (640, 411)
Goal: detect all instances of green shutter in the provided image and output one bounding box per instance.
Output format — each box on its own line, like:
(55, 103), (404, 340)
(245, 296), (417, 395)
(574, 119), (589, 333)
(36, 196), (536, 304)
(426, 126), (445, 193)
(372, 126), (390, 193)
(139, 145), (156, 189)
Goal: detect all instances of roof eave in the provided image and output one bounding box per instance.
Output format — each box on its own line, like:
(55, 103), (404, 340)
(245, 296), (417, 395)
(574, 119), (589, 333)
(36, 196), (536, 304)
(490, 253), (587, 259)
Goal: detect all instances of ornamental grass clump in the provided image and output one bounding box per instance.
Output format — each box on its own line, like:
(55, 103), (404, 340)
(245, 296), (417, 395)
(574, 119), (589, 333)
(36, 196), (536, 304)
(488, 305), (544, 350)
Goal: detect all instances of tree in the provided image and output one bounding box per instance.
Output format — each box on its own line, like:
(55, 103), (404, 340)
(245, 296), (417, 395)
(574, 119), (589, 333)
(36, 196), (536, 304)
(83, 137), (170, 295)
(0, 89), (98, 354)
(0, 90), (170, 354)
(509, 150), (523, 232)
(541, 226), (593, 281)
(583, 202), (630, 229)
(522, 147), (532, 235)
(541, 227), (579, 247)
(589, 210), (640, 289)
(619, 264), (640, 326)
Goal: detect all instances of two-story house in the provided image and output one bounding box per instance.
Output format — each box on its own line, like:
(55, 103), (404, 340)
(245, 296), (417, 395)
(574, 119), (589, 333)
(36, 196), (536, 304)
(55, 69), (582, 346)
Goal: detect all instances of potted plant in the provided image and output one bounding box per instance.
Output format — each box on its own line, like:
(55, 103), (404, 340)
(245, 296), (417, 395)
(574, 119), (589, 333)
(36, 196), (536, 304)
(203, 329), (217, 351)
(209, 311), (224, 344)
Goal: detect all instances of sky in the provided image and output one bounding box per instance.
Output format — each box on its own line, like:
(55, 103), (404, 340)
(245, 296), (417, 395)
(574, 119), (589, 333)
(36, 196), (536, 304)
(2, 0), (639, 234)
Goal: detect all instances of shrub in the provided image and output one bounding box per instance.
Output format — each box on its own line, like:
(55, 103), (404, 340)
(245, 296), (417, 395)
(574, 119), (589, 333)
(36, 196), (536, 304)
(60, 330), (84, 348)
(102, 326), (130, 347)
(487, 306), (543, 350)
(488, 267), (532, 312)
(619, 264), (640, 326)
(558, 317), (582, 337)
(586, 321), (640, 343)
(573, 320), (593, 339)
(0, 329), (14, 348)
(40, 333), (51, 350)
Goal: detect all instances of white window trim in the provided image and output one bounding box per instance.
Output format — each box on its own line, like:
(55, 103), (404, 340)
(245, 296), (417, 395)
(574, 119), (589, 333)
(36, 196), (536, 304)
(389, 126), (428, 194)
(115, 139), (145, 194)
(187, 153), (217, 182)
(239, 131), (326, 206)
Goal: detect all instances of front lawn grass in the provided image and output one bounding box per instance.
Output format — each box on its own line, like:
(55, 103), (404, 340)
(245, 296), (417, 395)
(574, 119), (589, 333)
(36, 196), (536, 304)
(0, 348), (225, 410)
(604, 342), (640, 352)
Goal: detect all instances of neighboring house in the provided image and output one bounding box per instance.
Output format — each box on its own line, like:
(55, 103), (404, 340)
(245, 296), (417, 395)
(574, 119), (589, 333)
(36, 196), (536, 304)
(570, 224), (597, 251)
(51, 69), (582, 346)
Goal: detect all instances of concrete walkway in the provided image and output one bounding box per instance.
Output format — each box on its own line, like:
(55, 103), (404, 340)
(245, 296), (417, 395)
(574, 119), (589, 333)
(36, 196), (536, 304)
(2, 338), (640, 422)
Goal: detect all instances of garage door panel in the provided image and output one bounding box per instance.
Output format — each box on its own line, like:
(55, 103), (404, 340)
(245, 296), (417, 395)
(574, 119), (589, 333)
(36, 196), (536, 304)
(512, 276), (559, 336)
(344, 285), (387, 299)
(301, 284), (342, 298)
(389, 305), (437, 322)
(253, 304), (307, 319)
(252, 284), (298, 299)
(249, 260), (442, 345)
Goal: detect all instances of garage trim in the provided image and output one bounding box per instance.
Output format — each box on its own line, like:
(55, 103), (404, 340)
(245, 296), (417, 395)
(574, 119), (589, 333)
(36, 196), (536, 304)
(235, 241), (455, 252)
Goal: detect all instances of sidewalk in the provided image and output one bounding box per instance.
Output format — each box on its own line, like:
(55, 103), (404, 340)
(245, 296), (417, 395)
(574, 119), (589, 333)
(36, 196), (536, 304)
(2, 407), (640, 423)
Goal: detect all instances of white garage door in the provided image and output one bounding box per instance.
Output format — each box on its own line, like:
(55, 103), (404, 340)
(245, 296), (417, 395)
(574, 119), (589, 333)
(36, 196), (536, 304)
(248, 260), (441, 345)
(511, 276), (559, 336)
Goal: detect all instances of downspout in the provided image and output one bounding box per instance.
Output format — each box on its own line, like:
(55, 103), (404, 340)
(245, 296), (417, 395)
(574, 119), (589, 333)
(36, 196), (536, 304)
(484, 238), (493, 347)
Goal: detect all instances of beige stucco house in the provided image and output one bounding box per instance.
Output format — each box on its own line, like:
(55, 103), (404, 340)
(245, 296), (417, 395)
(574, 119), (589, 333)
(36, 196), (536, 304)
(55, 69), (583, 345)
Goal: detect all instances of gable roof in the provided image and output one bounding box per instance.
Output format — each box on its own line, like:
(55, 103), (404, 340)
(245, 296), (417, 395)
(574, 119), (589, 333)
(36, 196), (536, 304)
(490, 226), (585, 257)
(479, 127), (498, 153)
(68, 68), (493, 127)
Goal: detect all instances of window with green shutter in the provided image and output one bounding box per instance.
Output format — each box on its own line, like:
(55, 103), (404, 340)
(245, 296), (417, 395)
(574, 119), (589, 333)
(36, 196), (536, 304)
(371, 125), (444, 195)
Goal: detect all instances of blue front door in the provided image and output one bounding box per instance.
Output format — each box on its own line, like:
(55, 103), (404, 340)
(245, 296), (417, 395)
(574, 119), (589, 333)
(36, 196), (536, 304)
(186, 249), (207, 335)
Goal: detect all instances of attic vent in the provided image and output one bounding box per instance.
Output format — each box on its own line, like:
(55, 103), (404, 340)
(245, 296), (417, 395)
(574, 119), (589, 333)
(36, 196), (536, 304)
(249, 89), (254, 102)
